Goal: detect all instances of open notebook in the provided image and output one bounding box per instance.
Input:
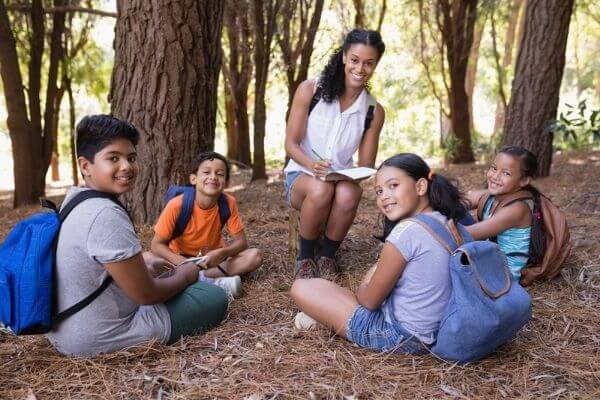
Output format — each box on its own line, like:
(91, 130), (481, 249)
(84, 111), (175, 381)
(320, 167), (377, 182)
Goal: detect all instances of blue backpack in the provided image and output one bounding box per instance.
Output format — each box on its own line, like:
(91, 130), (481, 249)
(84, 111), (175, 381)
(0, 190), (128, 335)
(409, 214), (532, 363)
(163, 185), (231, 240)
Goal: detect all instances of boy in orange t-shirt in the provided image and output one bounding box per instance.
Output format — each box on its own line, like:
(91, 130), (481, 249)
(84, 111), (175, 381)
(151, 152), (262, 297)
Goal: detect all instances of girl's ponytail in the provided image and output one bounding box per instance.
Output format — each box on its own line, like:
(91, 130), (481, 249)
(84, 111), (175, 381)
(524, 184), (545, 265)
(428, 173), (470, 222)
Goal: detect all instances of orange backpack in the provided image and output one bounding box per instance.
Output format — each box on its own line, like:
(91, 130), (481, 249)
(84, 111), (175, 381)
(476, 190), (571, 286)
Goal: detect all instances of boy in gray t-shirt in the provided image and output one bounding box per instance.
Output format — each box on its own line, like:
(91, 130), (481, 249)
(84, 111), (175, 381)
(48, 115), (228, 357)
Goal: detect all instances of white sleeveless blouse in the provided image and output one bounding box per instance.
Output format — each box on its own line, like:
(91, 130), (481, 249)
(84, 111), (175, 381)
(285, 87), (376, 175)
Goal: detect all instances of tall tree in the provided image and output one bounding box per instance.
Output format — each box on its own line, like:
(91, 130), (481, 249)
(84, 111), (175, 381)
(0, 0), (67, 207)
(221, 0), (252, 166)
(110, 0), (225, 223)
(352, 0), (387, 31)
(491, 0), (525, 137)
(251, 0), (281, 181)
(502, 0), (575, 177)
(418, 0), (478, 163)
(277, 0), (325, 121)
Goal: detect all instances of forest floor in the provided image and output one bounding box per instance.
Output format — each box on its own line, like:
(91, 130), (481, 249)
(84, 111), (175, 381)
(1, 150), (599, 399)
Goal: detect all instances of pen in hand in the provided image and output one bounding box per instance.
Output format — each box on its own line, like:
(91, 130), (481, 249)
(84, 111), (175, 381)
(311, 148), (335, 172)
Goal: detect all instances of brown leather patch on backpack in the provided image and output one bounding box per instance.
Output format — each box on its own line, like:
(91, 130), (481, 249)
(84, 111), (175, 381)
(476, 190), (571, 286)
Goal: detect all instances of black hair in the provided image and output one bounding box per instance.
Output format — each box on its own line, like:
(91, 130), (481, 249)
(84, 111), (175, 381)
(376, 153), (470, 241)
(76, 114), (139, 161)
(192, 151), (231, 182)
(497, 146), (544, 265)
(318, 29), (385, 103)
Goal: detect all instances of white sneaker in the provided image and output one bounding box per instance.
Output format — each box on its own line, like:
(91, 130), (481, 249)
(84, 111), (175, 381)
(213, 275), (242, 299)
(294, 311), (317, 330)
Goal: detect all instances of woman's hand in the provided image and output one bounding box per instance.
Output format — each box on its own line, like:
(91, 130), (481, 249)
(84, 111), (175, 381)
(312, 159), (332, 178)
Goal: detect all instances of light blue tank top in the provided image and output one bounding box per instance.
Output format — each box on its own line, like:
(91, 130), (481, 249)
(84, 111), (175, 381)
(483, 196), (532, 279)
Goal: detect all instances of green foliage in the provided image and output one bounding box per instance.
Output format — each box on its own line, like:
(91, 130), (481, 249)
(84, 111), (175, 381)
(549, 99), (600, 150)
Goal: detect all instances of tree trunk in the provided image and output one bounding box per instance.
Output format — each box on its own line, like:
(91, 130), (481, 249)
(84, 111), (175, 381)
(51, 85), (65, 181)
(502, 0), (574, 177)
(492, 0), (524, 137)
(465, 17), (484, 132)
(251, 0), (280, 181)
(222, 0), (252, 167)
(278, 0), (325, 121)
(0, 0), (39, 207)
(440, 0), (477, 163)
(41, 0), (67, 190)
(110, 0), (225, 223)
(65, 76), (78, 186)
(353, 0), (365, 27)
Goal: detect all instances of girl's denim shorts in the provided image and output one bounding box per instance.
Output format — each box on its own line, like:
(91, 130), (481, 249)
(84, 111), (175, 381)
(283, 171), (305, 205)
(346, 305), (428, 354)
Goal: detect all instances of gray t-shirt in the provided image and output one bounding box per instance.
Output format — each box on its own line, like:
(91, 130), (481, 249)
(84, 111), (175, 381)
(382, 212), (452, 344)
(47, 187), (171, 356)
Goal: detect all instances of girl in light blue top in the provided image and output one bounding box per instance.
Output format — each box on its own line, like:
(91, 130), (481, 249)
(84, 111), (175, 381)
(466, 146), (544, 280)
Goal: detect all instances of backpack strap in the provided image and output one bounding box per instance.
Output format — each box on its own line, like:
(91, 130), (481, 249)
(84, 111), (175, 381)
(476, 190), (534, 221)
(53, 189), (129, 324)
(171, 186), (196, 240)
(407, 214), (465, 254)
(217, 193), (231, 228)
(363, 96), (377, 136)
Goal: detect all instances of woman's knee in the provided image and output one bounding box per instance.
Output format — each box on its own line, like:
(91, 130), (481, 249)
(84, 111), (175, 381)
(333, 183), (363, 211)
(304, 182), (335, 207)
(290, 279), (312, 304)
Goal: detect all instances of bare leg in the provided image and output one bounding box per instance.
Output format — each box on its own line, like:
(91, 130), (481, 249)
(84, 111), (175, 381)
(325, 181), (362, 241)
(203, 248), (262, 278)
(290, 278), (358, 338)
(290, 175), (335, 240)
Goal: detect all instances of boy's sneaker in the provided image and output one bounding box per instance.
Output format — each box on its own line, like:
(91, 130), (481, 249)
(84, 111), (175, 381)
(294, 258), (319, 280)
(317, 256), (337, 280)
(294, 312), (318, 330)
(213, 275), (242, 299)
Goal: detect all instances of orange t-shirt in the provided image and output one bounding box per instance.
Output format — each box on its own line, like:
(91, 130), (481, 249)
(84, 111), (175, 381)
(154, 193), (244, 256)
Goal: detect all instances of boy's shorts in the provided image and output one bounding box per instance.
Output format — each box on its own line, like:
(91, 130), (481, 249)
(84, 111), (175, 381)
(283, 171), (306, 205)
(346, 305), (428, 354)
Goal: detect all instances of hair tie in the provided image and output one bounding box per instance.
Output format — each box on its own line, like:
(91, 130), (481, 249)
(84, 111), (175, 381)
(428, 170), (435, 181)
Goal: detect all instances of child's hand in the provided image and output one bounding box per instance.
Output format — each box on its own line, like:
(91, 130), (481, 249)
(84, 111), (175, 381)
(204, 249), (227, 268)
(312, 160), (332, 178)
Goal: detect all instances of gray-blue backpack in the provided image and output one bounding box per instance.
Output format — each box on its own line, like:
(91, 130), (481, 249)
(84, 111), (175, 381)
(409, 214), (532, 363)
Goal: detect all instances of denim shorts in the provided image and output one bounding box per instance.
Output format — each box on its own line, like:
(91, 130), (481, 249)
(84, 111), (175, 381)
(283, 170), (306, 205)
(346, 305), (428, 354)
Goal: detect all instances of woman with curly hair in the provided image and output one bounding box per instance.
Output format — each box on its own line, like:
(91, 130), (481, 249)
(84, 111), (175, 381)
(284, 29), (386, 280)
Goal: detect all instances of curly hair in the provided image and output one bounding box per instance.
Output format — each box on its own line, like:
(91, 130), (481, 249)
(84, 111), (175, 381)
(318, 29), (385, 103)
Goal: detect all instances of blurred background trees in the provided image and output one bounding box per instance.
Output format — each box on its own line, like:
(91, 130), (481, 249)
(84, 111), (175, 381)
(1, 0), (599, 221)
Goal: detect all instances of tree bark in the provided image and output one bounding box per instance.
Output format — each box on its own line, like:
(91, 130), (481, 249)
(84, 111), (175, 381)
(251, 0), (281, 181)
(439, 0), (477, 163)
(0, 0), (38, 207)
(465, 16), (484, 132)
(502, 0), (574, 177)
(41, 0), (67, 190)
(278, 0), (325, 121)
(222, 0), (252, 166)
(110, 0), (225, 223)
(492, 0), (524, 137)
